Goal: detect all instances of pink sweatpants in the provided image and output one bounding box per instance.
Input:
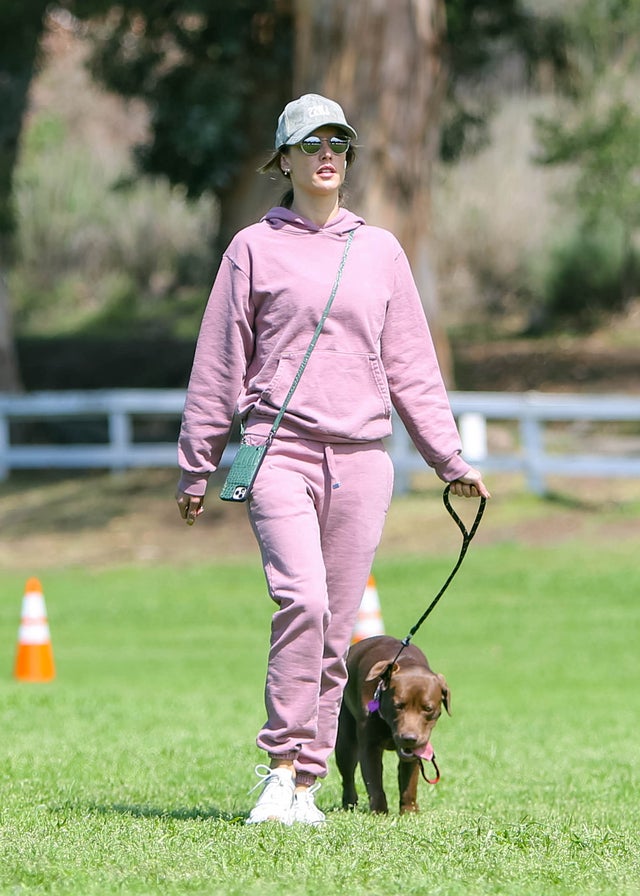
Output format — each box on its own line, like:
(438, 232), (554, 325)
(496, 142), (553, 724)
(246, 435), (394, 784)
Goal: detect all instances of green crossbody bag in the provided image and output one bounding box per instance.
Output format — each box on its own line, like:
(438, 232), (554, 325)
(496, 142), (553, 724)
(218, 438), (270, 503)
(220, 230), (355, 502)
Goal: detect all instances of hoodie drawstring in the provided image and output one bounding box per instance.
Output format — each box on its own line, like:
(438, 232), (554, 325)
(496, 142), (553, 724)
(324, 445), (341, 490)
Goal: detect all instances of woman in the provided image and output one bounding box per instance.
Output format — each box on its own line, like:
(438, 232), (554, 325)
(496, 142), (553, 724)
(176, 94), (490, 825)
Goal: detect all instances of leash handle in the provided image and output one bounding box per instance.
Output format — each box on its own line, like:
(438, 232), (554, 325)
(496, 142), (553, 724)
(399, 483), (486, 652)
(442, 482), (486, 544)
(418, 753), (441, 785)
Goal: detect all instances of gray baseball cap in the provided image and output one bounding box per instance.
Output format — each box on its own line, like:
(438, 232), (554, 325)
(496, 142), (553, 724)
(274, 94), (357, 150)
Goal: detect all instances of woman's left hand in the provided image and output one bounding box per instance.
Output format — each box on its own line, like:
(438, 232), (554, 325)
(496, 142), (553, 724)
(176, 490), (205, 525)
(449, 468), (491, 499)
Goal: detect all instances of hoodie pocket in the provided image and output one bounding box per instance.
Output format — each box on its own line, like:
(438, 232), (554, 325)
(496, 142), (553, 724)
(261, 349), (392, 439)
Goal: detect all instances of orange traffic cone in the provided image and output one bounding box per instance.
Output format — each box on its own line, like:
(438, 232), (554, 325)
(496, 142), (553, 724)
(351, 574), (385, 643)
(14, 578), (56, 682)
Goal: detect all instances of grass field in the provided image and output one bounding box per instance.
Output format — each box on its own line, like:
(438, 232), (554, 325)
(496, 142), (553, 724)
(1, 507), (639, 896)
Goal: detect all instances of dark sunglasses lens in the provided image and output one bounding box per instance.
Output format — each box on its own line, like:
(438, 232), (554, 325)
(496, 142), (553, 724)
(300, 138), (322, 154)
(330, 138), (349, 153)
(299, 137), (350, 155)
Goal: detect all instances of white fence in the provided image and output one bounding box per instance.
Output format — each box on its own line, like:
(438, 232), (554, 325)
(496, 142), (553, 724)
(1, 389), (639, 495)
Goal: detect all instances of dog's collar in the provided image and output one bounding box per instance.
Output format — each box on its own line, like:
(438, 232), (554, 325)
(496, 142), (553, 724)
(367, 681), (383, 714)
(367, 662), (395, 715)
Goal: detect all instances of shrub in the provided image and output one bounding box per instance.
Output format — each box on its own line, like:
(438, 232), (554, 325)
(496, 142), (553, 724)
(12, 112), (217, 337)
(541, 220), (639, 326)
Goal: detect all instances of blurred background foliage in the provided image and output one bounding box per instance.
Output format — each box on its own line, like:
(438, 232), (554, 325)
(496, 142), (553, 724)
(534, 0), (640, 326)
(1, 0), (639, 390)
(13, 108), (216, 337)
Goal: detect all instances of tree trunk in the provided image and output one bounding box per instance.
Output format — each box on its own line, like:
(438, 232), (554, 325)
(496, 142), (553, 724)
(217, 151), (288, 255)
(214, 2), (296, 254)
(0, 264), (22, 392)
(0, 0), (50, 392)
(293, 0), (453, 382)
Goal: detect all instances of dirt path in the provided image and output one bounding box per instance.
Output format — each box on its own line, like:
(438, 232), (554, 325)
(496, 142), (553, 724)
(1, 469), (638, 573)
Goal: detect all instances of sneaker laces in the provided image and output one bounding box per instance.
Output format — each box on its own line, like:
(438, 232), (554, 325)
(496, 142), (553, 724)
(295, 781), (321, 801)
(248, 764), (293, 795)
(292, 781), (325, 824)
(246, 764), (295, 825)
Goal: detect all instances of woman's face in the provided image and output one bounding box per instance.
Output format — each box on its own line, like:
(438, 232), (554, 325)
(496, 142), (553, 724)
(280, 126), (348, 201)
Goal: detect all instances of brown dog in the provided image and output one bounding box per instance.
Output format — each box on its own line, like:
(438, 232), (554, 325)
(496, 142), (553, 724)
(335, 635), (451, 814)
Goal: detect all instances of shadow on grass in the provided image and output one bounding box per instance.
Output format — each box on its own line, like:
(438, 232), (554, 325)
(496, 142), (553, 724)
(60, 801), (247, 824)
(58, 799), (349, 824)
(0, 468), (229, 536)
(543, 490), (602, 510)
(99, 802), (352, 823)
(543, 488), (640, 516)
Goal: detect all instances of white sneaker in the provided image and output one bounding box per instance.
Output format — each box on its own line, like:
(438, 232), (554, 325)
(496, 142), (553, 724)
(246, 765), (295, 825)
(290, 782), (326, 825)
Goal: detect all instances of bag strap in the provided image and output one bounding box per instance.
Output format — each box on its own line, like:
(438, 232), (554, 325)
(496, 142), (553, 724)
(265, 229), (356, 440)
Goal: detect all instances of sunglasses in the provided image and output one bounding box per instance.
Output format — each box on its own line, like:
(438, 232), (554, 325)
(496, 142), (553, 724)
(297, 135), (351, 155)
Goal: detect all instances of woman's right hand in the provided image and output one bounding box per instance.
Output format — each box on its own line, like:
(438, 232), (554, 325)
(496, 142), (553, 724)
(449, 468), (491, 500)
(176, 490), (205, 526)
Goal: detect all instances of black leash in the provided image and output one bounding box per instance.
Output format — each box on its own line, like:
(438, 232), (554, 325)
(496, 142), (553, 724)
(390, 483), (486, 666)
(367, 483), (486, 785)
(369, 482), (486, 703)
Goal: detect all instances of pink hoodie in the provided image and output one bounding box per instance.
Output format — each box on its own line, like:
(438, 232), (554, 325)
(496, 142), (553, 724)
(178, 207), (470, 494)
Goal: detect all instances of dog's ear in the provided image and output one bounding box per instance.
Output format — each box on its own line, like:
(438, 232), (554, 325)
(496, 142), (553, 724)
(437, 673), (452, 716)
(365, 661), (398, 683)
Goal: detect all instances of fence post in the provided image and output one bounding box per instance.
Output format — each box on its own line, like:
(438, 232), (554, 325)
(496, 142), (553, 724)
(520, 405), (546, 496)
(0, 413), (9, 481)
(459, 412), (488, 462)
(109, 410), (132, 473)
(390, 420), (413, 496)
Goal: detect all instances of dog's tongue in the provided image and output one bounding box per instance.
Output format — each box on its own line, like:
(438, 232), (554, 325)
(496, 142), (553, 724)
(413, 742), (434, 761)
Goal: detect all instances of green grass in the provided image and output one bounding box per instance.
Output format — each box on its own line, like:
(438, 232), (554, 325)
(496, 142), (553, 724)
(1, 543), (639, 895)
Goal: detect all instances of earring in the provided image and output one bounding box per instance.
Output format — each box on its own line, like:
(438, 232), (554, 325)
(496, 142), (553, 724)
(283, 169), (290, 177)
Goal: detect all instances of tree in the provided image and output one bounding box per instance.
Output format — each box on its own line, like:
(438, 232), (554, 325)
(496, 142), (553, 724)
(535, 0), (640, 321)
(0, 0), (51, 391)
(440, 0), (569, 161)
(293, 0), (568, 379)
(1, 0), (570, 392)
(293, 0), (452, 374)
(82, 0), (294, 251)
(0, 0), (117, 391)
(81, 1), (568, 378)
